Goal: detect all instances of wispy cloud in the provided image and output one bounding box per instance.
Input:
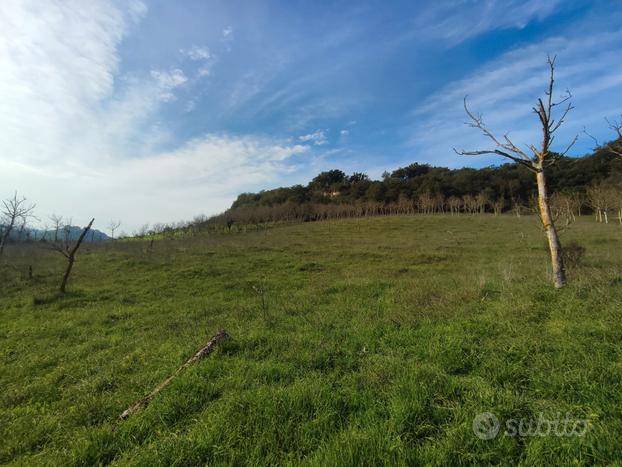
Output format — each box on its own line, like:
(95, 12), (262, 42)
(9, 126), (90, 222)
(406, 0), (563, 46)
(406, 28), (622, 167)
(180, 45), (211, 61)
(299, 129), (328, 145)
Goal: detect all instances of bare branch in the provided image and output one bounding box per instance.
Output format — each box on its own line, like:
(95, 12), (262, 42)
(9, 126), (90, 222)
(606, 116), (622, 138)
(453, 147), (536, 171)
(584, 123), (622, 157)
(559, 134), (578, 157)
(550, 100), (574, 134)
(460, 97), (533, 166)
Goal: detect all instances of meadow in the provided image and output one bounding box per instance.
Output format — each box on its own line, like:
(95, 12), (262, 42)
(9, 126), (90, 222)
(1, 215), (621, 465)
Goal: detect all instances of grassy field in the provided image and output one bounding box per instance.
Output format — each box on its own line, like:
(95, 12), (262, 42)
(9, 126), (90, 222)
(1, 215), (622, 465)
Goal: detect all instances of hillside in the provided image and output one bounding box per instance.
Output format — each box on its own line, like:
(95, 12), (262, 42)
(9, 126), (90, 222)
(222, 148), (622, 224)
(1, 215), (621, 464)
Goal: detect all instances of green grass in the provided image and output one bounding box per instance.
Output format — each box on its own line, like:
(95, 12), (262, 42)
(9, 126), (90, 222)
(1, 215), (622, 465)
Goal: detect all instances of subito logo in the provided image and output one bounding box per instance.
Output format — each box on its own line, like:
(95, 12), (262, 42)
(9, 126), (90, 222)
(472, 412), (500, 440)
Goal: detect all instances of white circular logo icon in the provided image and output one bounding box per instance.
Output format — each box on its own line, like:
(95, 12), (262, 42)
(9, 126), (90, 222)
(473, 412), (500, 440)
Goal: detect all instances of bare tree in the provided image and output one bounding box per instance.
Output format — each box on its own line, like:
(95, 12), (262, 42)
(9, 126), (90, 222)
(462, 195), (476, 215)
(51, 218), (94, 293)
(455, 56), (577, 288)
(447, 196), (462, 215)
(108, 220), (121, 240)
(586, 184), (609, 223)
(492, 197), (505, 216)
(476, 193), (489, 214)
(0, 192), (37, 257)
(550, 192), (580, 226)
(49, 214), (64, 242)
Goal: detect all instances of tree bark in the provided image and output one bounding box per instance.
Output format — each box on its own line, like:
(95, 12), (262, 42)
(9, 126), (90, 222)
(536, 170), (566, 288)
(0, 219), (15, 258)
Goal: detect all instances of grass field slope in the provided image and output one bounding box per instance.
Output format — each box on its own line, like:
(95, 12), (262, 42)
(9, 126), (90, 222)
(1, 215), (622, 465)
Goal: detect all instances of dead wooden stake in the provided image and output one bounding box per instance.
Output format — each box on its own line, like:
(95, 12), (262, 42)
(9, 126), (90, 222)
(119, 329), (230, 421)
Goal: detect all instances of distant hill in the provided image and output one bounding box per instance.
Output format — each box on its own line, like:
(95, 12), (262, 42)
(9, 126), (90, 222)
(4, 226), (109, 243)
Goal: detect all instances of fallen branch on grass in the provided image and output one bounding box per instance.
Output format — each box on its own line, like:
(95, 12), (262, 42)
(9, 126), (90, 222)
(119, 329), (230, 421)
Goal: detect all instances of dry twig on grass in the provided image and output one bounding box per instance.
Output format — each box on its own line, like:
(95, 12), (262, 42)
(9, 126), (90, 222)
(119, 329), (230, 421)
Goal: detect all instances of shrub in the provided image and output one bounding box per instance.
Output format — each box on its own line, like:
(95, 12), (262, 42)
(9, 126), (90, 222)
(562, 240), (586, 268)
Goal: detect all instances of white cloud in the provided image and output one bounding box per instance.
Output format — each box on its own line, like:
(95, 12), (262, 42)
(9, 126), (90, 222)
(340, 129), (350, 136)
(150, 68), (188, 101)
(180, 45), (211, 61)
(0, 0), (310, 230)
(223, 26), (233, 39)
(0, 0), (146, 166)
(180, 45), (214, 78)
(299, 129), (328, 145)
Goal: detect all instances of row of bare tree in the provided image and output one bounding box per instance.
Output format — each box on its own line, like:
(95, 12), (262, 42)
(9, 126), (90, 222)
(585, 184), (622, 224)
(192, 185), (619, 231)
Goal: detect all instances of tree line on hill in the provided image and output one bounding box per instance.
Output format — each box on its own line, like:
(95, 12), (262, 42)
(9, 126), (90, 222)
(190, 147), (621, 230)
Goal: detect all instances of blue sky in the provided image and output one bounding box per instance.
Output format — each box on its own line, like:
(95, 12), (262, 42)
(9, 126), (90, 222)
(1, 0), (621, 232)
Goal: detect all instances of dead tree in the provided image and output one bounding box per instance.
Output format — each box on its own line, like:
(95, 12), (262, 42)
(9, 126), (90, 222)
(108, 220), (121, 240)
(49, 214), (63, 242)
(0, 192), (36, 257)
(52, 218), (94, 293)
(455, 56), (577, 288)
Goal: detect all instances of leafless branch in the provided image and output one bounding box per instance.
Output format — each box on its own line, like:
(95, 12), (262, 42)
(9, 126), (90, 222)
(606, 116), (622, 139)
(456, 96), (534, 169)
(0, 192), (37, 257)
(583, 122), (622, 157)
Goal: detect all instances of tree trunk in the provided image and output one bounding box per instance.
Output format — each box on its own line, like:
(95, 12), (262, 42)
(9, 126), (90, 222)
(59, 257), (74, 293)
(536, 170), (566, 288)
(59, 218), (94, 293)
(0, 219), (15, 258)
